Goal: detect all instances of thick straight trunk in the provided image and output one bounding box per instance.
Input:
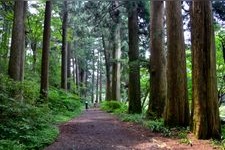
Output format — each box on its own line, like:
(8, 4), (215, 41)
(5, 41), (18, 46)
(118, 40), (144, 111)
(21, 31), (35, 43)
(61, 1), (68, 90)
(111, 1), (121, 101)
(91, 58), (95, 103)
(164, 1), (189, 127)
(20, 1), (27, 81)
(99, 56), (103, 102)
(128, 2), (142, 114)
(79, 67), (85, 96)
(75, 56), (80, 92)
(191, 1), (221, 139)
(95, 54), (100, 103)
(40, 1), (52, 99)
(102, 34), (112, 100)
(72, 57), (76, 83)
(67, 42), (71, 90)
(8, 1), (25, 81)
(84, 66), (88, 98)
(147, 1), (167, 118)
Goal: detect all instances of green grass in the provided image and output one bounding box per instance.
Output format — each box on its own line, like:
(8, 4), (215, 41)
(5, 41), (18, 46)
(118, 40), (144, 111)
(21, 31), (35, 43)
(100, 101), (172, 136)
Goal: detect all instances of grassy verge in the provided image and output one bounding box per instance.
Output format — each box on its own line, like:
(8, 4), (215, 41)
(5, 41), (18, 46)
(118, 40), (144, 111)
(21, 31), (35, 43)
(0, 75), (82, 150)
(100, 101), (191, 143)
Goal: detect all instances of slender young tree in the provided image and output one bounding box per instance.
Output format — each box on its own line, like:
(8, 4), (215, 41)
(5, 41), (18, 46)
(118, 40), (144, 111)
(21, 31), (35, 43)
(164, 1), (189, 127)
(8, 1), (25, 81)
(111, 1), (121, 101)
(40, 1), (52, 99)
(127, 2), (141, 114)
(191, 1), (221, 139)
(147, 1), (166, 118)
(61, 1), (68, 90)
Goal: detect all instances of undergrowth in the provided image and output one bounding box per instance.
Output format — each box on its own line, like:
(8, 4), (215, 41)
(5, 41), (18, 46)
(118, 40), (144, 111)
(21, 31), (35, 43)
(100, 101), (192, 139)
(0, 74), (82, 150)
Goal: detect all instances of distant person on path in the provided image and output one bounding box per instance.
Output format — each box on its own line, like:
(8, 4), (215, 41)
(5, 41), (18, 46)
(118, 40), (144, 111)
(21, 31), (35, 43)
(85, 101), (88, 110)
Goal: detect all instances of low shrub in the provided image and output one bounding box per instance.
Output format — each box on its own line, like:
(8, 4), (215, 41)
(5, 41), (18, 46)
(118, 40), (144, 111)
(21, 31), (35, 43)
(100, 101), (125, 113)
(0, 74), (82, 150)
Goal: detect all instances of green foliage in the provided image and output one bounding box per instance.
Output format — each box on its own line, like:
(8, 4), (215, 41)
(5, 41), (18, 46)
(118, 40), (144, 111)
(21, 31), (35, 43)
(0, 140), (25, 150)
(0, 74), (82, 150)
(48, 87), (82, 123)
(212, 125), (225, 149)
(143, 120), (171, 136)
(101, 101), (172, 136)
(120, 113), (144, 123)
(100, 101), (127, 113)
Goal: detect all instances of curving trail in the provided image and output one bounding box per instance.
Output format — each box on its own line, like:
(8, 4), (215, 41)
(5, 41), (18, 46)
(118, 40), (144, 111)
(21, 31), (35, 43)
(45, 108), (217, 150)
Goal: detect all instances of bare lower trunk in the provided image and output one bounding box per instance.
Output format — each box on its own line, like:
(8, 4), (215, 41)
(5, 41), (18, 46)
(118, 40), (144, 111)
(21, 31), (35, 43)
(67, 42), (71, 90)
(128, 2), (142, 114)
(8, 1), (25, 81)
(191, 1), (221, 139)
(164, 1), (189, 127)
(99, 56), (103, 102)
(111, 1), (121, 101)
(91, 59), (95, 103)
(61, 1), (68, 90)
(102, 34), (112, 100)
(147, 1), (167, 118)
(40, 1), (52, 99)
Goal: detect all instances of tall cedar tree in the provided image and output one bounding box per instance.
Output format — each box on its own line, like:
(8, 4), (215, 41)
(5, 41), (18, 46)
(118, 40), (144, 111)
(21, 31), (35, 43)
(40, 1), (52, 99)
(67, 42), (71, 90)
(111, 1), (121, 101)
(191, 1), (221, 139)
(147, 1), (166, 118)
(8, 1), (25, 81)
(128, 2), (142, 114)
(61, 1), (68, 90)
(20, 2), (27, 81)
(102, 34), (112, 100)
(164, 1), (189, 127)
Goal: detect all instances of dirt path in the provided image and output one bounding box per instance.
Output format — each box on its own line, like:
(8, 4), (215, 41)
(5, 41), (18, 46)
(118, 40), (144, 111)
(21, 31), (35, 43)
(45, 108), (218, 150)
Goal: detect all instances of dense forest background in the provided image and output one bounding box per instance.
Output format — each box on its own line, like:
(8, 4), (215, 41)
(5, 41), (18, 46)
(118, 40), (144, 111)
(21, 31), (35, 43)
(1, 1), (225, 149)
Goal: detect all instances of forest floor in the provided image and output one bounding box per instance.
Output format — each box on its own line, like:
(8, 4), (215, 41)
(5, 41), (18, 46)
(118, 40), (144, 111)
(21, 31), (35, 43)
(45, 108), (219, 150)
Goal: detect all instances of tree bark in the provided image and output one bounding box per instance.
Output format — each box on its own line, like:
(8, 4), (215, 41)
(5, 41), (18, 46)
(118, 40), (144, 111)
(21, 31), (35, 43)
(99, 55), (103, 102)
(164, 1), (189, 127)
(8, 1), (25, 81)
(91, 55), (95, 103)
(0, 7), (11, 74)
(40, 1), (52, 99)
(31, 41), (37, 72)
(147, 1), (167, 118)
(95, 53), (99, 103)
(75, 56), (80, 92)
(20, 1), (27, 81)
(67, 42), (71, 90)
(102, 34), (112, 100)
(128, 2), (142, 114)
(191, 1), (221, 139)
(61, 1), (68, 90)
(111, 1), (121, 101)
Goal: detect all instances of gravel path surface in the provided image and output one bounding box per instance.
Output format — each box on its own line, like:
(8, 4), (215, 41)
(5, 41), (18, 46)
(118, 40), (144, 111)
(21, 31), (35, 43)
(45, 108), (217, 150)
